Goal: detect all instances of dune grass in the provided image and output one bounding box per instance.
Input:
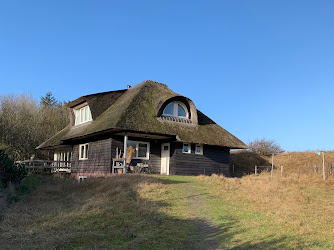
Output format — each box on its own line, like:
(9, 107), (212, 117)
(0, 174), (203, 250)
(196, 173), (334, 249)
(231, 150), (334, 178)
(1, 173), (334, 249)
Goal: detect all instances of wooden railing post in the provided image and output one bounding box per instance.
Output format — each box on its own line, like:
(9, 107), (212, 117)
(281, 166), (283, 177)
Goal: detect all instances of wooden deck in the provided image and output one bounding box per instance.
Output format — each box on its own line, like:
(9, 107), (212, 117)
(15, 160), (71, 173)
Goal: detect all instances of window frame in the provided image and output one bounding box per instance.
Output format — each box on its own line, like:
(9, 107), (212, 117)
(195, 144), (203, 155)
(54, 150), (72, 167)
(127, 140), (150, 160)
(182, 143), (191, 154)
(163, 102), (188, 118)
(78, 176), (87, 183)
(79, 143), (89, 160)
(74, 104), (92, 126)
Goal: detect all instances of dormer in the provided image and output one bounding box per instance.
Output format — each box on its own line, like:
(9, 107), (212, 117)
(73, 102), (92, 126)
(66, 89), (127, 128)
(158, 96), (198, 125)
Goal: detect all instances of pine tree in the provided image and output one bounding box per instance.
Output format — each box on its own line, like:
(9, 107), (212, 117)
(40, 92), (57, 108)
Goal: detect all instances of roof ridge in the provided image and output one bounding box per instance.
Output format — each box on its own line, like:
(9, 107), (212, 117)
(142, 80), (168, 88)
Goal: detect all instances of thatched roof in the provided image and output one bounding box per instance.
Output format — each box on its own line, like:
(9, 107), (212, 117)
(37, 80), (247, 149)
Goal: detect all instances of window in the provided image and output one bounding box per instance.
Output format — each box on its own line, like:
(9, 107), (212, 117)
(183, 143), (191, 154)
(75, 105), (92, 125)
(163, 102), (188, 118)
(195, 144), (203, 155)
(138, 143), (148, 158)
(78, 176), (87, 183)
(79, 144), (89, 160)
(54, 150), (72, 167)
(127, 141), (150, 159)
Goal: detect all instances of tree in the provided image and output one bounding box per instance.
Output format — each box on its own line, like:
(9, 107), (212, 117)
(40, 92), (57, 108)
(0, 94), (40, 160)
(0, 92), (69, 160)
(248, 138), (283, 156)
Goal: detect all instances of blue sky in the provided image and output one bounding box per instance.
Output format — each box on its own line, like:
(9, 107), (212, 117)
(0, 0), (333, 152)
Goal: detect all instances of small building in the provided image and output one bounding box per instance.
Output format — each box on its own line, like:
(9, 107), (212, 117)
(37, 80), (246, 178)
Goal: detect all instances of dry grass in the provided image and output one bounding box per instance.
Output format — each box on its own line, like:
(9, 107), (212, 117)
(0, 174), (199, 249)
(266, 151), (334, 176)
(2, 171), (334, 249)
(231, 150), (334, 178)
(198, 172), (334, 246)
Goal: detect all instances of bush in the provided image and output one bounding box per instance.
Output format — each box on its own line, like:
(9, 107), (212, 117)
(0, 149), (26, 188)
(248, 138), (283, 156)
(230, 150), (270, 176)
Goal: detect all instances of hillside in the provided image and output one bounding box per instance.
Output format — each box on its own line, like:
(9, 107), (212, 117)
(1, 173), (334, 249)
(0, 175), (203, 249)
(231, 150), (334, 177)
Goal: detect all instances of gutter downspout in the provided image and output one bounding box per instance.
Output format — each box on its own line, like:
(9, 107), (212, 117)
(123, 133), (128, 174)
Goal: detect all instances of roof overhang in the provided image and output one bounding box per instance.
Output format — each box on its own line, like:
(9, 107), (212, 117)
(114, 131), (176, 140)
(62, 128), (176, 144)
(67, 97), (87, 108)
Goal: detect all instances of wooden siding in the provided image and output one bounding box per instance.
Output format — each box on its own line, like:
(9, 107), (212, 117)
(169, 142), (177, 175)
(173, 142), (230, 176)
(71, 137), (230, 176)
(148, 141), (161, 174)
(72, 139), (112, 174)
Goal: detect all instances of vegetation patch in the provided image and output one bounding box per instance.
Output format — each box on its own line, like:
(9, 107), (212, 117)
(197, 173), (334, 248)
(1, 173), (333, 249)
(0, 175), (201, 249)
(231, 149), (334, 178)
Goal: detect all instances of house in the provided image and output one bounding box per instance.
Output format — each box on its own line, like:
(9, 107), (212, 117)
(37, 80), (247, 178)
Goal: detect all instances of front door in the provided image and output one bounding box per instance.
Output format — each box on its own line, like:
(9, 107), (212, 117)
(161, 143), (170, 175)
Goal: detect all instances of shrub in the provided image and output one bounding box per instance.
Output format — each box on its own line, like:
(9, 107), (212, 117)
(248, 138), (283, 156)
(0, 149), (26, 188)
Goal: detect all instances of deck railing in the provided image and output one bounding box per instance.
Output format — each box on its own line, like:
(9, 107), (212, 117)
(15, 160), (71, 173)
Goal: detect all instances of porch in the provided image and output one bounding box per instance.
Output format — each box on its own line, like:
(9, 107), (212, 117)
(15, 160), (72, 173)
(15, 158), (153, 175)
(112, 157), (152, 174)
(107, 131), (175, 175)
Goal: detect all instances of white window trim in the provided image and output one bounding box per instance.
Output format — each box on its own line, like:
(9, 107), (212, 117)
(78, 176), (87, 183)
(183, 143), (191, 154)
(74, 104), (92, 126)
(128, 141), (150, 160)
(79, 143), (89, 160)
(163, 102), (188, 118)
(195, 144), (203, 155)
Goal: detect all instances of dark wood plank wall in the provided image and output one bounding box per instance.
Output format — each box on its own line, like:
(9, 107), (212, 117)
(148, 141), (161, 174)
(111, 137), (123, 159)
(71, 139), (112, 174)
(169, 143), (177, 175)
(173, 142), (231, 176)
(71, 136), (230, 176)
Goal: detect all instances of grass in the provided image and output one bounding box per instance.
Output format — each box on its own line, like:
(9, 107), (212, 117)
(197, 173), (334, 248)
(0, 174), (202, 249)
(1, 173), (334, 249)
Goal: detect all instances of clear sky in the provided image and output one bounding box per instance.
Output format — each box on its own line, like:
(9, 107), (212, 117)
(0, 0), (333, 152)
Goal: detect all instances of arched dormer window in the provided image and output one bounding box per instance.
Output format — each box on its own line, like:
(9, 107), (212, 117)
(163, 102), (188, 118)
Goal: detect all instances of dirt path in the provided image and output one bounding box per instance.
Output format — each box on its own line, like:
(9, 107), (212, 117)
(182, 181), (223, 250)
